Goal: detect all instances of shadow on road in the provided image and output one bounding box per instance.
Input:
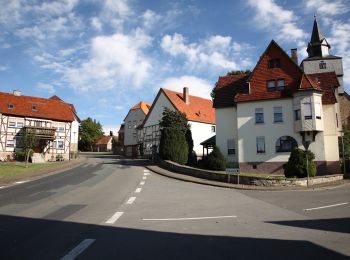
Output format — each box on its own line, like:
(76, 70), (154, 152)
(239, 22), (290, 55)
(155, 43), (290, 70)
(267, 218), (350, 234)
(0, 214), (348, 259)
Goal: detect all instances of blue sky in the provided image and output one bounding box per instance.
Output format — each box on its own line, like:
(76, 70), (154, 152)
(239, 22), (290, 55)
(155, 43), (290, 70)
(1, 0), (349, 134)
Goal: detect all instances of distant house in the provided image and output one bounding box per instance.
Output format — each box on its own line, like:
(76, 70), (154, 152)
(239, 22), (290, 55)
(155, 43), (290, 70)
(138, 87), (215, 157)
(213, 18), (343, 175)
(123, 101), (151, 157)
(0, 91), (80, 162)
(95, 135), (113, 152)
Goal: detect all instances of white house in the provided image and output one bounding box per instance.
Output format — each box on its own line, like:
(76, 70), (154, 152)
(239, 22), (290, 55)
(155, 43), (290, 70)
(138, 87), (216, 157)
(123, 101), (151, 157)
(0, 91), (80, 162)
(213, 18), (342, 175)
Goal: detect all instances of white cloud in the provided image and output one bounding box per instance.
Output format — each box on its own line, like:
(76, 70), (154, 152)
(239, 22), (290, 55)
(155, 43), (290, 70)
(304, 0), (349, 16)
(37, 82), (55, 93)
(65, 29), (153, 90)
(141, 9), (161, 29)
(0, 0), (23, 27)
(159, 75), (213, 99)
(161, 33), (252, 71)
(32, 0), (79, 16)
(0, 65), (9, 71)
(114, 105), (124, 110)
(247, 0), (306, 42)
(103, 124), (121, 136)
(91, 17), (102, 31)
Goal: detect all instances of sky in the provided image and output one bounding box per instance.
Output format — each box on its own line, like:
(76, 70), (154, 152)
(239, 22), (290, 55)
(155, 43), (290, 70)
(1, 0), (349, 134)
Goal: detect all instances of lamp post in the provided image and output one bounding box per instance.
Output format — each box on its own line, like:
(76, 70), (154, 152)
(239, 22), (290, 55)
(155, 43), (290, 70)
(339, 130), (346, 176)
(302, 140), (311, 187)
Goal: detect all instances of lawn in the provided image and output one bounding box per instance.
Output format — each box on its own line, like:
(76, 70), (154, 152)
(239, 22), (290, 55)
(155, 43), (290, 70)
(0, 162), (62, 183)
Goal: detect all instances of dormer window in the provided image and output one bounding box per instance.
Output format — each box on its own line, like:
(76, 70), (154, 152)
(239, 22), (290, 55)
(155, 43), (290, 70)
(32, 105), (37, 111)
(268, 59), (281, 68)
(8, 103), (14, 109)
(267, 79), (285, 91)
(319, 61), (326, 69)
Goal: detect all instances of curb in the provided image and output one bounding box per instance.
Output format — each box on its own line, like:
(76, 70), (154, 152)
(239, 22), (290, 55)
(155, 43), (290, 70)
(145, 165), (349, 191)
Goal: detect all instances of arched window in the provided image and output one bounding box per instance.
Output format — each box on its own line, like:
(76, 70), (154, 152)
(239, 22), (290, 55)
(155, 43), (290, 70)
(275, 136), (298, 153)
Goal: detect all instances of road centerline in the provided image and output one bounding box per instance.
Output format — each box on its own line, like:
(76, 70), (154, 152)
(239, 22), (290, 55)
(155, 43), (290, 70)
(135, 187), (142, 193)
(60, 238), (95, 260)
(304, 202), (348, 211)
(105, 211), (124, 224)
(142, 215), (237, 221)
(126, 197), (136, 204)
(140, 181), (145, 185)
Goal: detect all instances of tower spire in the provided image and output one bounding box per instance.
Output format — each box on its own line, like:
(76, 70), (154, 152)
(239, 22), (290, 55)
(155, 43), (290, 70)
(307, 16), (330, 58)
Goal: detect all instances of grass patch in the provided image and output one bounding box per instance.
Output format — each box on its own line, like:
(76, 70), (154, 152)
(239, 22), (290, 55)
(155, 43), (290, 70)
(0, 162), (63, 183)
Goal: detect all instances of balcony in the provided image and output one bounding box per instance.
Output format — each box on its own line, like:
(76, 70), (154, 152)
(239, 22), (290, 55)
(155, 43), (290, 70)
(23, 126), (56, 140)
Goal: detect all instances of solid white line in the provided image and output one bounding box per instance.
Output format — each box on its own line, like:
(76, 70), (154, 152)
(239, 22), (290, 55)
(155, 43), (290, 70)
(304, 202), (348, 211)
(15, 180), (29, 184)
(139, 181), (145, 186)
(60, 239), (95, 260)
(135, 188), (142, 193)
(142, 215), (237, 221)
(142, 176), (147, 180)
(126, 197), (136, 204)
(105, 212), (124, 224)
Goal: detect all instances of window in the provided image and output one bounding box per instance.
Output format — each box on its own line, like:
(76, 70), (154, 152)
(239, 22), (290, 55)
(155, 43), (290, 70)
(315, 103), (321, 119)
(54, 141), (64, 149)
(268, 59), (281, 68)
(17, 122), (24, 127)
(319, 61), (326, 69)
(273, 107), (283, 122)
(58, 126), (65, 132)
(227, 139), (235, 155)
(32, 105), (37, 111)
(255, 108), (264, 124)
(35, 121), (42, 127)
(267, 80), (275, 91)
(8, 103), (14, 109)
(211, 126), (216, 133)
(15, 137), (23, 148)
(277, 79), (285, 90)
(6, 139), (14, 147)
(275, 136), (298, 153)
(133, 120), (137, 128)
(294, 109), (301, 121)
(256, 136), (265, 153)
(336, 113), (339, 128)
(9, 121), (16, 127)
(304, 103), (312, 119)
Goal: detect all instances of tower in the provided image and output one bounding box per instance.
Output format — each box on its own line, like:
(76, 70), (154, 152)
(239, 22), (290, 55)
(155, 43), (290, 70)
(301, 16), (344, 94)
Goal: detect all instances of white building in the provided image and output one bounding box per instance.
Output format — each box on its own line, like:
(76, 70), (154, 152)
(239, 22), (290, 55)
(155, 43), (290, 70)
(138, 87), (216, 157)
(213, 27), (342, 175)
(123, 101), (151, 157)
(0, 92), (80, 162)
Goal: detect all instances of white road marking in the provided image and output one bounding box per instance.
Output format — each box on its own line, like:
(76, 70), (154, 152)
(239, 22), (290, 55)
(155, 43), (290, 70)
(60, 239), (95, 260)
(81, 164), (89, 168)
(142, 215), (237, 221)
(126, 197), (136, 204)
(143, 169), (150, 172)
(135, 188), (142, 193)
(0, 186), (6, 189)
(15, 180), (29, 184)
(139, 181), (145, 185)
(144, 172), (150, 176)
(105, 212), (124, 224)
(304, 202), (348, 211)
(142, 176), (147, 180)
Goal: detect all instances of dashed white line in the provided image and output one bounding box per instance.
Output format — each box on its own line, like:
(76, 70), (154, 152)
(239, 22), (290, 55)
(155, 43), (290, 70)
(126, 197), (136, 204)
(105, 211), (124, 224)
(143, 169), (150, 172)
(144, 172), (150, 176)
(135, 187), (142, 193)
(142, 215), (237, 221)
(139, 181), (145, 186)
(142, 176), (147, 180)
(60, 239), (95, 260)
(304, 202), (348, 211)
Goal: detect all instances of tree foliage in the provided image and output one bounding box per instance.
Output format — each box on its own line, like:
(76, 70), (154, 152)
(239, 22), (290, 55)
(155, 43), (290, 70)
(22, 130), (39, 167)
(159, 108), (191, 165)
(78, 117), (104, 151)
(284, 147), (317, 178)
(340, 124), (350, 160)
(204, 146), (226, 171)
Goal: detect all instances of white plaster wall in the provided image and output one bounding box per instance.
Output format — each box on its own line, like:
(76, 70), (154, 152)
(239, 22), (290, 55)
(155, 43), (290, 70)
(215, 107), (238, 162)
(237, 99), (303, 163)
(190, 121), (215, 157)
(322, 104), (340, 161)
(70, 120), (79, 144)
(143, 92), (176, 127)
(124, 109), (146, 146)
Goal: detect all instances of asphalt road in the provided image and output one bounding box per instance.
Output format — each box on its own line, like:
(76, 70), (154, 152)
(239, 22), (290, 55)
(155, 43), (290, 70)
(0, 153), (349, 259)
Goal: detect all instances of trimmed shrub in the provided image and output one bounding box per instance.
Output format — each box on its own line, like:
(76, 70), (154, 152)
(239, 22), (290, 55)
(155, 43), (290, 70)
(284, 148), (317, 178)
(159, 128), (188, 165)
(204, 146), (226, 171)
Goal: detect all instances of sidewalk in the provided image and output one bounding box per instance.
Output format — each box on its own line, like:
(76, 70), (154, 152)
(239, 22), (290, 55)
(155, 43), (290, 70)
(146, 164), (349, 191)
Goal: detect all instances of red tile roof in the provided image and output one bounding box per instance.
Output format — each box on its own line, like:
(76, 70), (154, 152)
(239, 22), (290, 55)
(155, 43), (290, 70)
(95, 136), (113, 145)
(307, 72), (339, 104)
(131, 101), (151, 115)
(162, 88), (215, 124)
(0, 92), (78, 122)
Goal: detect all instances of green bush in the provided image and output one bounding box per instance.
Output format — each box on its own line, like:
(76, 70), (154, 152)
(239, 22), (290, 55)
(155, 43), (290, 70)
(284, 148), (317, 178)
(204, 146), (226, 171)
(14, 149), (33, 162)
(226, 161), (239, 168)
(159, 128), (188, 165)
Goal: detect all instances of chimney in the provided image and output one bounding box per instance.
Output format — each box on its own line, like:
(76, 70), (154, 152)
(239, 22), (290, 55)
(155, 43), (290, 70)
(183, 87), (190, 105)
(110, 131), (113, 136)
(291, 48), (298, 64)
(13, 90), (22, 96)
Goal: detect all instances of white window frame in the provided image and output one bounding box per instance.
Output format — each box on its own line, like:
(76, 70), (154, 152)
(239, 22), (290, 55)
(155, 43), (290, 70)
(227, 139), (235, 155)
(273, 106), (283, 122)
(256, 136), (265, 153)
(255, 108), (264, 124)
